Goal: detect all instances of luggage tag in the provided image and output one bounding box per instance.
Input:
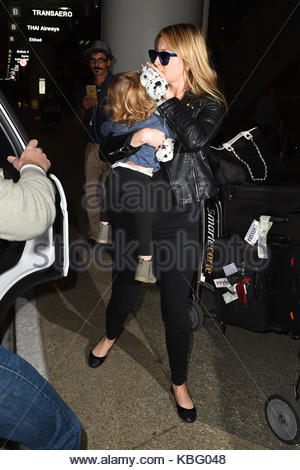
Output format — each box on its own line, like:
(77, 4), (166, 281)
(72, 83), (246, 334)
(222, 278), (251, 305)
(222, 263), (243, 303)
(214, 278), (231, 289)
(244, 220), (260, 246)
(235, 278), (251, 305)
(223, 262), (244, 285)
(227, 270), (244, 286)
(222, 290), (238, 304)
(257, 215), (272, 259)
(223, 263), (238, 277)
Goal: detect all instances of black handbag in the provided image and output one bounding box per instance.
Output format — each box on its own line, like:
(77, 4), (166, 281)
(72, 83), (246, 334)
(208, 127), (285, 185)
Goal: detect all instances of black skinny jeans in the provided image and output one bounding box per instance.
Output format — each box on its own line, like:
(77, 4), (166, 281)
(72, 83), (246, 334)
(102, 167), (154, 255)
(105, 170), (200, 385)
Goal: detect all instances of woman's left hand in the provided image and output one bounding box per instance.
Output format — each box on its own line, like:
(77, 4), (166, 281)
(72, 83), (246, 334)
(131, 128), (166, 150)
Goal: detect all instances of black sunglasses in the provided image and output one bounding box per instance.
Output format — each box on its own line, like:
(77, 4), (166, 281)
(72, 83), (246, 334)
(148, 49), (177, 66)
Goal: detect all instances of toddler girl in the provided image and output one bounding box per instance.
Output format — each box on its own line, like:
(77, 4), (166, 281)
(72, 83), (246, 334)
(97, 70), (174, 283)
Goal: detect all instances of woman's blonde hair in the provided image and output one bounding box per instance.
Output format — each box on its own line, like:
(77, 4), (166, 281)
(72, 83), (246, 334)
(155, 23), (227, 107)
(105, 71), (155, 126)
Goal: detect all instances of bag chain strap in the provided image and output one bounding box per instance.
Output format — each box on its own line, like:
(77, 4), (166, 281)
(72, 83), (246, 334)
(225, 133), (268, 182)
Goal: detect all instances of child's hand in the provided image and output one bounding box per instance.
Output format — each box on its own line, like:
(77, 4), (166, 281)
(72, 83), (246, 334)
(140, 65), (168, 106)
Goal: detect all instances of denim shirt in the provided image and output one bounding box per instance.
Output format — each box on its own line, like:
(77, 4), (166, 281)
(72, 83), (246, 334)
(101, 114), (173, 173)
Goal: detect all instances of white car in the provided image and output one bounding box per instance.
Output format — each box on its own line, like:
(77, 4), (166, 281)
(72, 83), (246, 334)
(0, 89), (69, 329)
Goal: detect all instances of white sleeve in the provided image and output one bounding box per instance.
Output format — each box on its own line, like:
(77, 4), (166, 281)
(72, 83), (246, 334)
(0, 166), (56, 241)
(20, 163), (46, 175)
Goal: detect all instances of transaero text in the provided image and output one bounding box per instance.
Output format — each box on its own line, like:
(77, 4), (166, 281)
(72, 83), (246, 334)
(32, 9), (73, 17)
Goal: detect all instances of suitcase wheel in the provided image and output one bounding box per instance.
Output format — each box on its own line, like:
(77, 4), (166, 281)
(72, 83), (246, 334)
(265, 395), (300, 444)
(188, 299), (205, 330)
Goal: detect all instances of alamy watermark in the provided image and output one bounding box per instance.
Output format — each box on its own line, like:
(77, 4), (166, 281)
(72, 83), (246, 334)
(82, 172), (205, 221)
(32, 233), (270, 275)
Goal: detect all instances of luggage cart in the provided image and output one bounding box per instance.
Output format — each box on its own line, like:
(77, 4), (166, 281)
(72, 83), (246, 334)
(188, 187), (300, 445)
(187, 196), (223, 330)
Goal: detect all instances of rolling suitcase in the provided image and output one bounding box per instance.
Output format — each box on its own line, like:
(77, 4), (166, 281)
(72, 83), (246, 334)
(269, 242), (300, 336)
(212, 236), (274, 332)
(221, 184), (300, 244)
(213, 236), (300, 335)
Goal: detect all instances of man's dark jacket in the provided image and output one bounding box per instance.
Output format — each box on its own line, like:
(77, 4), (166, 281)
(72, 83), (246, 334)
(75, 71), (114, 143)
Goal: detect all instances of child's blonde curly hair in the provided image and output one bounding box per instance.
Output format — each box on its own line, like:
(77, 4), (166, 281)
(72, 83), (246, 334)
(105, 71), (156, 126)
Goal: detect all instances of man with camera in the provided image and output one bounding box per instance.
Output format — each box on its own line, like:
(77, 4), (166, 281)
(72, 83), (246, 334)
(75, 40), (114, 246)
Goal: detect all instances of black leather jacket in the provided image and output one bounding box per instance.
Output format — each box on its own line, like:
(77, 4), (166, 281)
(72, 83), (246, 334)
(99, 92), (225, 205)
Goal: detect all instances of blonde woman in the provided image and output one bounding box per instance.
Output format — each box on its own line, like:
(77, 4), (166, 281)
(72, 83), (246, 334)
(89, 24), (226, 423)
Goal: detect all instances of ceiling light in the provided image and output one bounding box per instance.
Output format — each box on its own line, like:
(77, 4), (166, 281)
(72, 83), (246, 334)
(58, 6), (71, 11)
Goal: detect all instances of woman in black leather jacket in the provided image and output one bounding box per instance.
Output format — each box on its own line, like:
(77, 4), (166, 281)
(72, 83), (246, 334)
(89, 23), (226, 423)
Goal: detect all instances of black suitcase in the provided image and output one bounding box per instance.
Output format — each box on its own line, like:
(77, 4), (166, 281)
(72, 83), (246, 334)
(269, 242), (300, 336)
(221, 184), (300, 245)
(213, 236), (274, 332)
(213, 235), (300, 335)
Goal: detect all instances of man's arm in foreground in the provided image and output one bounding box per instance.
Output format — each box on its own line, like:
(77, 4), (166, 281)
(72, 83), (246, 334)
(0, 139), (56, 241)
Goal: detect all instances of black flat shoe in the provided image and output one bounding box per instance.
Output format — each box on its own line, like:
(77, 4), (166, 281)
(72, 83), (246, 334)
(88, 350), (107, 368)
(171, 386), (197, 423)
